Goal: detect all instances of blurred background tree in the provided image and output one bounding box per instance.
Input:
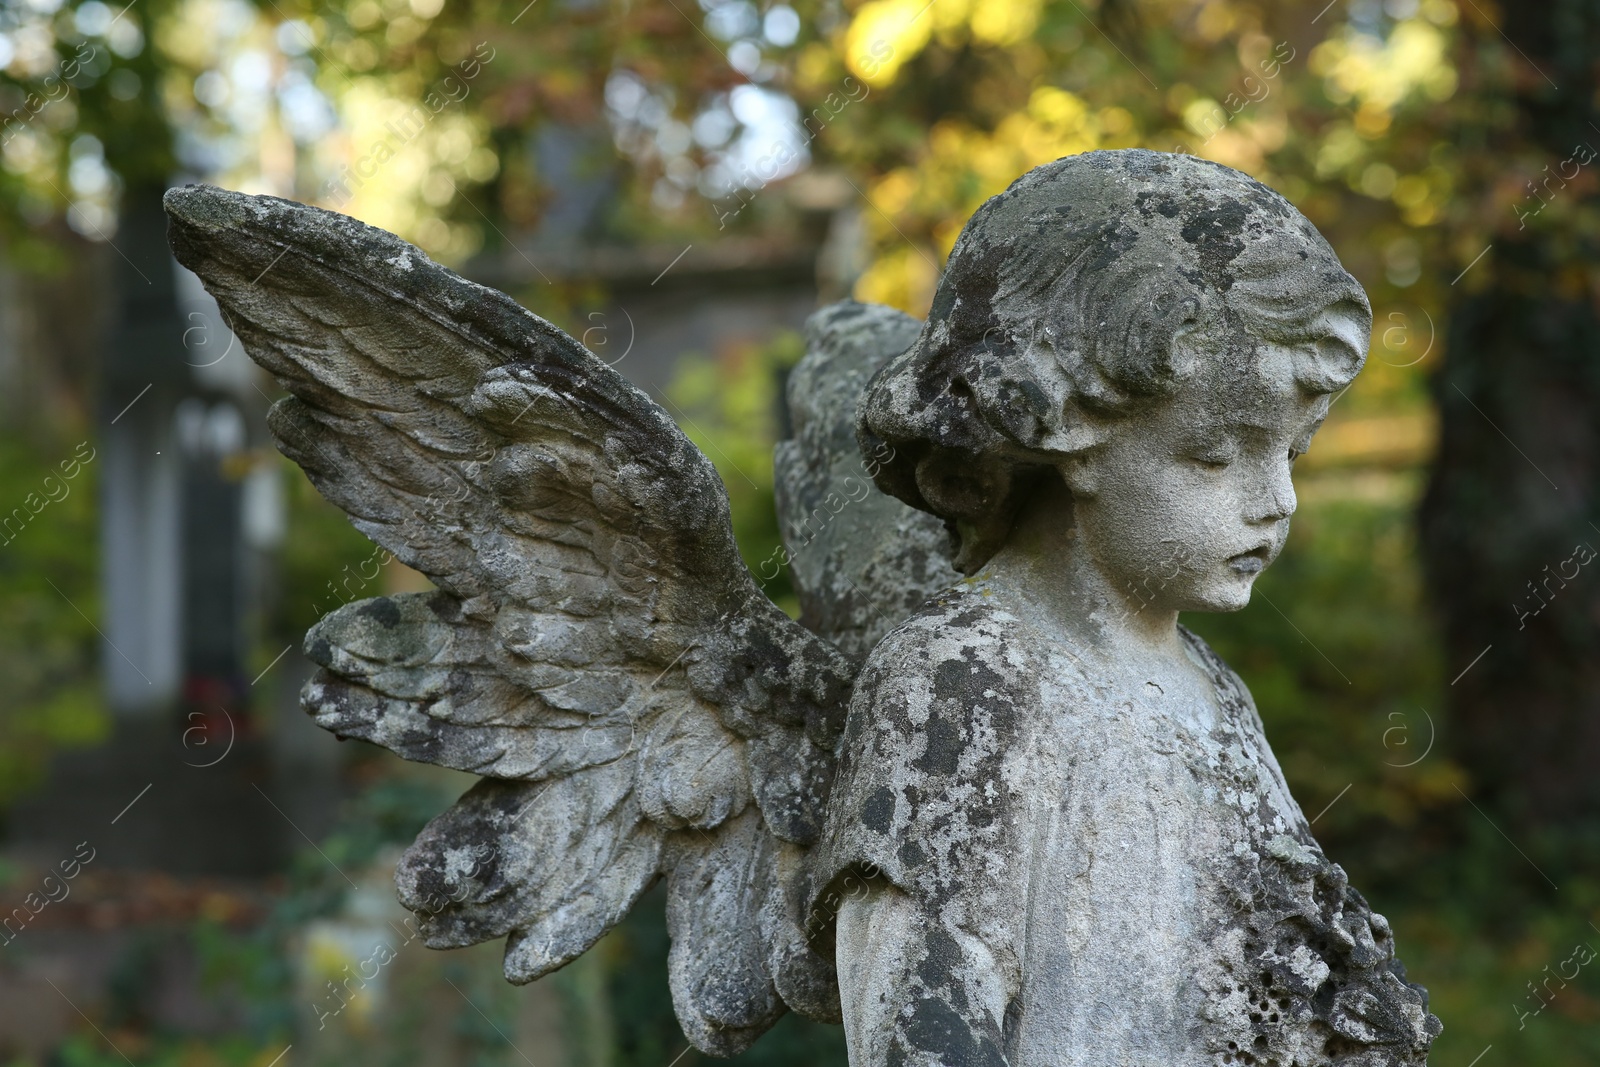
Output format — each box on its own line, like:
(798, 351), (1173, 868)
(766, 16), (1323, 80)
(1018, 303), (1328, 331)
(2, 0), (1598, 1064)
(1420, 0), (1600, 841)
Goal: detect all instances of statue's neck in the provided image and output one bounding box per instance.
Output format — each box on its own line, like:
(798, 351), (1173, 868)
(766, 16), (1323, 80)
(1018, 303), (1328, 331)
(977, 484), (1187, 663)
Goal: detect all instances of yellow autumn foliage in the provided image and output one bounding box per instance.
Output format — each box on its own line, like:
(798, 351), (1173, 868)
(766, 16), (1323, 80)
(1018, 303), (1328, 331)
(855, 86), (1108, 312)
(845, 0), (1046, 86)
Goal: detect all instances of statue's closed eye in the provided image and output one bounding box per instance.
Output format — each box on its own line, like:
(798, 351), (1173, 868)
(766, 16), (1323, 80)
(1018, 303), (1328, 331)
(1189, 451), (1235, 470)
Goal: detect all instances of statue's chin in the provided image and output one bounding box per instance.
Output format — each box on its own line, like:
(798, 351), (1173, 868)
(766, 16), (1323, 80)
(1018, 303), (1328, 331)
(1183, 576), (1259, 614)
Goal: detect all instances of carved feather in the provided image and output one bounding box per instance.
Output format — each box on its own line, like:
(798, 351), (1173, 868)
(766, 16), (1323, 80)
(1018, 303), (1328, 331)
(774, 302), (960, 659)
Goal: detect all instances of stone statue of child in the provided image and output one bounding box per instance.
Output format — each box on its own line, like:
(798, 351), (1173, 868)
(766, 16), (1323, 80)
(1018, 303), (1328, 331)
(166, 148), (1438, 1066)
(815, 150), (1440, 1065)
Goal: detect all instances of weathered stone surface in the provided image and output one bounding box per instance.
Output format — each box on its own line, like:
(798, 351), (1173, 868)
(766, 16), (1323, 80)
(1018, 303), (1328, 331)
(819, 589), (1437, 1066)
(164, 183), (856, 1055)
(774, 300), (960, 659)
(858, 150), (1372, 575)
(824, 150), (1437, 1066)
(165, 147), (1437, 1066)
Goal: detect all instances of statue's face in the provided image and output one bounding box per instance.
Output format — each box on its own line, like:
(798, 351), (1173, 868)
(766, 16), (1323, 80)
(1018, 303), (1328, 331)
(1063, 317), (1357, 615)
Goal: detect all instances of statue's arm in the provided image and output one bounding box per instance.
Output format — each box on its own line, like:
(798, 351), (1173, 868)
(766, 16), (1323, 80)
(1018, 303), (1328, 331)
(814, 593), (1036, 1065)
(836, 882), (1014, 1067)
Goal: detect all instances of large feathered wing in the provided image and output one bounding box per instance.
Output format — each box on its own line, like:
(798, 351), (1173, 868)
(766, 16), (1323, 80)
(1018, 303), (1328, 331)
(774, 301), (960, 659)
(164, 185), (854, 1053)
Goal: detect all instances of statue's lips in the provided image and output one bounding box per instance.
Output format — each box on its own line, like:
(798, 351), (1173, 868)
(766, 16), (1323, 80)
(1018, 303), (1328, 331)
(1228, 546), (1271, 575)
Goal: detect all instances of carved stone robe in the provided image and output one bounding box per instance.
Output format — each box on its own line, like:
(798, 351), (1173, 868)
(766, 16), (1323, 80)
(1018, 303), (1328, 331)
(810, 585), (1439, 1067)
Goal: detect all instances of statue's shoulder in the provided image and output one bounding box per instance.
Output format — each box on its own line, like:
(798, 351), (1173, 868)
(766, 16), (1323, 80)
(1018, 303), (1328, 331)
(851, 583), (1052, 742)
(814, 585), (1050, 916)
(1177, 622), (1237, 681)
(1177, 622), (1270, 734)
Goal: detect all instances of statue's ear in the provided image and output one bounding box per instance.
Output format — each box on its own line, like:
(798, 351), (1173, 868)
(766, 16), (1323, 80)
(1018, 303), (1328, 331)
(913, 449), (1009, 524)
(988, 376), (1055, 448)
(1036, 419), (1102, 495)
(1057, 449), (1101, 498)
(983, 335), (1076, 449)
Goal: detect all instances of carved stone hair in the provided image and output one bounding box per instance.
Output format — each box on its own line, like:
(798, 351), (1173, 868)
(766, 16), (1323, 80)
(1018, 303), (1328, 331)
(857, 149), (1372, 573)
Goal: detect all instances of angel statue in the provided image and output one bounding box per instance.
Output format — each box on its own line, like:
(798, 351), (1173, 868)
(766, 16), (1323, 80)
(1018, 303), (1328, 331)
(165, 148), (1440, 1066)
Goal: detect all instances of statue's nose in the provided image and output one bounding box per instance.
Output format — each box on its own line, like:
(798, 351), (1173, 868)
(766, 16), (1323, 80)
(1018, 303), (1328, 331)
(1247, 462), (1297, 524)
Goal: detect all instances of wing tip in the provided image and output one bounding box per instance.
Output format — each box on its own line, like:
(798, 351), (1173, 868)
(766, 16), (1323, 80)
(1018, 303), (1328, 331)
(163, 183), (242, 235)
